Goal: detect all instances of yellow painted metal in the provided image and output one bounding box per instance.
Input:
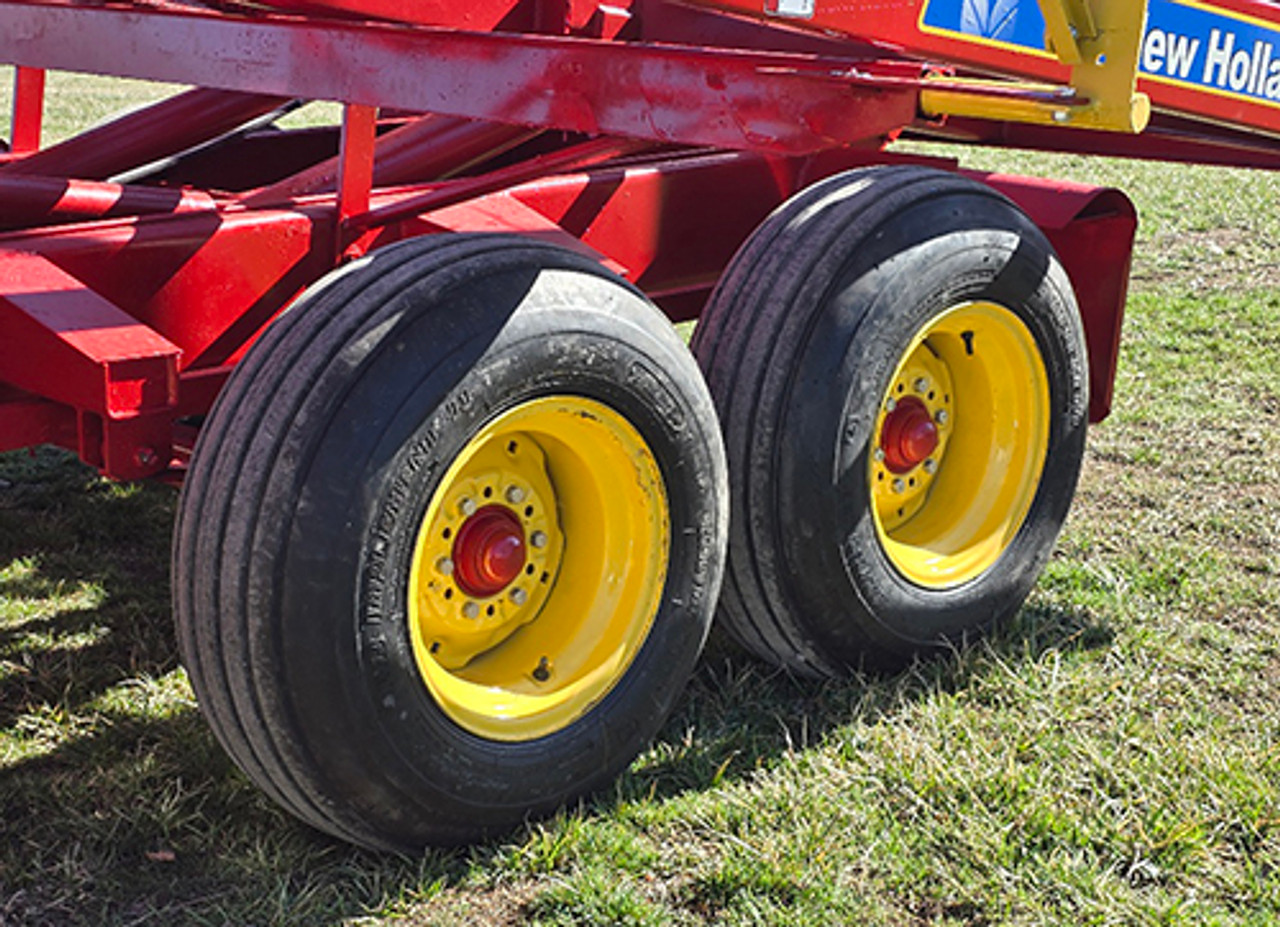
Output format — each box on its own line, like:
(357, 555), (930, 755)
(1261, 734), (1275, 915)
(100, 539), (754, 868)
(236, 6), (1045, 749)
(920, 0), (1151, 133)
(870, 302), (1050, 588)
(407, 396), (669, 741)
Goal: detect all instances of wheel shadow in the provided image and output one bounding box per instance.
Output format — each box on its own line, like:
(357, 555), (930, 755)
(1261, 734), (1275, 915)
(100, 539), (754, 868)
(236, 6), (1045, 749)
(617, 601), (1115, 806)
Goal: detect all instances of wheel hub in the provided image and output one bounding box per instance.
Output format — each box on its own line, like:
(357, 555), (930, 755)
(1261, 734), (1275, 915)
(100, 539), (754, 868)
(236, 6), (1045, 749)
(453, 506), (526, 598)
(881, 396), (939, 474)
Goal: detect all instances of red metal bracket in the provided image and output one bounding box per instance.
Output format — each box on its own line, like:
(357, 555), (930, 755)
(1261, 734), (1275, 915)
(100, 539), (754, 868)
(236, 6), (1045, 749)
(0, 250), (180, 477)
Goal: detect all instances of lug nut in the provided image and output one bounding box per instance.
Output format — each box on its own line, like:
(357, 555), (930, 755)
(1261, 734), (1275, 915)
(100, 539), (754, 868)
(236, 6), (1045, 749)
(923, 458), (937, 474)
(505, 485), (526, 504)
(462, 601), (480, 619)
(873, 447), (886, 463)
(885, 397), (897, 413)
(510, 587), (528, 606)
(436, 557), (454, 575)
(913, 377), (930, 393)
(891, 478), (905, 494)
(530, 530), (548, 549)
(934, 409), (949, 426)
(458, 496), (477, 517)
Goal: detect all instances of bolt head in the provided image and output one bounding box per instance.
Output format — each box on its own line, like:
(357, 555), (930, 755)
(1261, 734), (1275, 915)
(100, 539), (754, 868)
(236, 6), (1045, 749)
(923, 458), (937, 474)
(458, 496), (477, 517)
(873, 447), (886, 463)
(530, 530), (548, 549)
(505, 485), (526, 504)
(510, 587), (528, 606)
(436, 557), (455, 576)
(934, 409), (949, 426)
(885, 397), (897, 413)
(461, 601), (480, 619)
(891, 478), (905, 494)
(913, 377), (929, 393)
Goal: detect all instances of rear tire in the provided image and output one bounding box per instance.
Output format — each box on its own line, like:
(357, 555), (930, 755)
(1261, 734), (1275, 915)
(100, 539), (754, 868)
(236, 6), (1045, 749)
(174, 234), (727, 849)
(692, 166), (1088, 675)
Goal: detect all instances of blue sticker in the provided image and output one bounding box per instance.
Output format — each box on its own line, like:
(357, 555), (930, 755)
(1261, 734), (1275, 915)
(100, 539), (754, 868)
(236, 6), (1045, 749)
(921, 0), (1048, 52)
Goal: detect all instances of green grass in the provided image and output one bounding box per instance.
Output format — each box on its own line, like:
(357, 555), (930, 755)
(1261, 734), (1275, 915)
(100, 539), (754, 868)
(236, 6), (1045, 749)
(2, 76), (1279, 925)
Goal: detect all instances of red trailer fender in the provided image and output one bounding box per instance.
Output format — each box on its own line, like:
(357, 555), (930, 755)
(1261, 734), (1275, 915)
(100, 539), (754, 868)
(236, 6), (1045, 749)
(973, 172), (1138, 423)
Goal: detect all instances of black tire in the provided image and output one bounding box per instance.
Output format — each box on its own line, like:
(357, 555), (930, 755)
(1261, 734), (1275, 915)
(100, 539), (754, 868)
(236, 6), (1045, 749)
(173, 233), (727, 850)
(692, 165), (1088, 675)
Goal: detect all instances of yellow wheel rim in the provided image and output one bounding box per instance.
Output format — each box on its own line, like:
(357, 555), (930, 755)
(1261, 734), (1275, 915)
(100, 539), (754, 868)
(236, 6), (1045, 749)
(870, 302), (1050, 589)
(407, 396), (669, 741)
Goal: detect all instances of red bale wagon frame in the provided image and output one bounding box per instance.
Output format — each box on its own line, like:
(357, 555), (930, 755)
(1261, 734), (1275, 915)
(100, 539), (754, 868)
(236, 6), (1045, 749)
(1, 0), (1277, 850)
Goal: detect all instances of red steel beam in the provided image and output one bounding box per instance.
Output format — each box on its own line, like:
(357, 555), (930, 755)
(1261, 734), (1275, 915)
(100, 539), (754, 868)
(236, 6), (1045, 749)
(3, 87), (291, 180)
(0, 250), (182, 477)
(0, 250), (180, 419)
(0, 2), (924, 155)
(336, 103), (378, 257)
(258, 0), (537, 30)
(2, 207), (337, 373)
(9, 66), (45, 154)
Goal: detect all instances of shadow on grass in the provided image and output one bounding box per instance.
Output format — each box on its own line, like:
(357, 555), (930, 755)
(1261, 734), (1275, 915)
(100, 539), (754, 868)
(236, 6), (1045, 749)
(0, 451), (460, 926)
(0, 449), (178, 730)
(614, 601), (1114, 808)
(0, 448), (1114, 925)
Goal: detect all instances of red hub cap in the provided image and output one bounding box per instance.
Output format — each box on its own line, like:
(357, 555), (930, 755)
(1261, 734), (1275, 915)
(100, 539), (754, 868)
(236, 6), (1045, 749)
(881, 396), (939, 474)
(452, 505), (527, 598)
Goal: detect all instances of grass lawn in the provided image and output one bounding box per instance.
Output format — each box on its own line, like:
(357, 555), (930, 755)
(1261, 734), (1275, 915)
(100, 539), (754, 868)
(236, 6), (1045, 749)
(1, 71), (1279, 925)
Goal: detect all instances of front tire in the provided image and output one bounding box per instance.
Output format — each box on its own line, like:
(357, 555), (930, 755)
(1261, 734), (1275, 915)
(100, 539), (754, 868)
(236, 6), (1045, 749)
(173, 234), (727, 850)
(692, 166), (1089, 675)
